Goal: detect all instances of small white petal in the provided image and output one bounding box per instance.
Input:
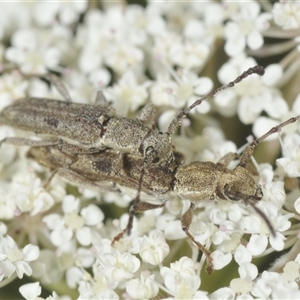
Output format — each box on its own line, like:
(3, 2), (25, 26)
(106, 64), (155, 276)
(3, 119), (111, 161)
(247, 30), (263, 50)
(43, 214), (64, 230)
(283, 261), (300, 281)
(0, 260), (15, 277)
(50, 226), (73, 246)
(15, 261), (32, 278)
(238, 96), (263, 125)
(62, 195), (80, 213)
(238, 262), (258, 280)
(194, 77), (213, 95)
(184, 19), (206, 40)
(294, 197), (300, 214)
(22, 244), (40, 262)
(76, 227), (92, 246)
(269, 232), (285, 251)
(76, 248), (95, 268)
(225, 36), (245, 57)
(247, 234), (268, 256)
(263, 64), (283, 86)
(234, 245), (252, 265)
(230, 277), (253, 294)
(264, 95), (288, 119)
(80, 204), (104, 226)
(211, 250), (232, 270)
(164, 220), (186, 240)
(292, 94), (300, 114)
(19, 282), (41, 300)
(66, 266), (83, 289)
(209, 287), (235, 300)
(88, 68), (111, 88)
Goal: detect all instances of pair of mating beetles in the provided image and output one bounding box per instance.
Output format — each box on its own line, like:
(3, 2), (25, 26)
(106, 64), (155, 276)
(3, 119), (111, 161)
(0, 66), (296, 273)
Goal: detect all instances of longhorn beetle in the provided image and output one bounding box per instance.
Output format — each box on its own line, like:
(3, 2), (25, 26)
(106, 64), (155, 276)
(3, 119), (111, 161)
(0, 66), (264, 169)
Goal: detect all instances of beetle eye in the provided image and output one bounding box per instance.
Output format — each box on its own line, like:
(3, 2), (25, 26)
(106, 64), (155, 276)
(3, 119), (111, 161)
(224, 184), (238, 201)
(146, 146), (159, 163)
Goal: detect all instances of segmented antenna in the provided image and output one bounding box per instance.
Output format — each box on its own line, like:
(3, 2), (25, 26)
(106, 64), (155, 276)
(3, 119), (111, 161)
(168, 66), (265, 135)
(239, 115), (300, 167)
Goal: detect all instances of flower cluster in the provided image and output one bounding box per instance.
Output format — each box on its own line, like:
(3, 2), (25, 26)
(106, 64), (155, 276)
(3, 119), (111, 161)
(0, 1), (300, 299)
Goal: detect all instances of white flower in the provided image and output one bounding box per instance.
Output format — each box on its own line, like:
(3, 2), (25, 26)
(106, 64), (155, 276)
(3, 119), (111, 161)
(190, 220), (214, 246)
(43, 195), (104, 247)
(62, 69), (111, 105)
(0, 235), (39, 279)
(244, 201), (292, 252)
(273, 2), (300, 30)
(104, 43), (144, 75)
(150, 31), (181, 71)
(97, 251), (140, 283)
(0, 71), (28, 110)
(58, 1), (88, 25)
(169, 41), (210, 70)
(262, 181), (286, 209)
(5, 28), (61, 74)
(150, 74), (180, 108)
(252, 271), (300, 299)
(180, 69), (213, 114)
(88, 68), (111, 90)
(60, 71), (94, 105)
(1, 0), (300, 297)
(126, 271), (159, 299)
(212, 220), (234, 245)
(160, 256), (200, 297)
(0, 3), (31, 41)
(0, 185), (17, 220)
(11, 173), (54, 216)
(277, 133), (300, 177)
(32, 1), (87, 26)
(139, 230), (170, 265)
(215, 56), (263, 119)
(184, 19), (208, 41)
(30, 249), (63, 285)
(104, 70), (151, 116)
(125, 4), (166, 42)
(76, 9), (111, 73)
(224, 1), (271, 56)
(31, 2), (60, 27)
(77, 275), (119, 300)
(216, 57), (286, 123)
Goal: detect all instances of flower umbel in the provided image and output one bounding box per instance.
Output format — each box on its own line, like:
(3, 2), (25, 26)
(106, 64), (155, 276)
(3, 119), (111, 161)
(0, 1), (299, 299)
